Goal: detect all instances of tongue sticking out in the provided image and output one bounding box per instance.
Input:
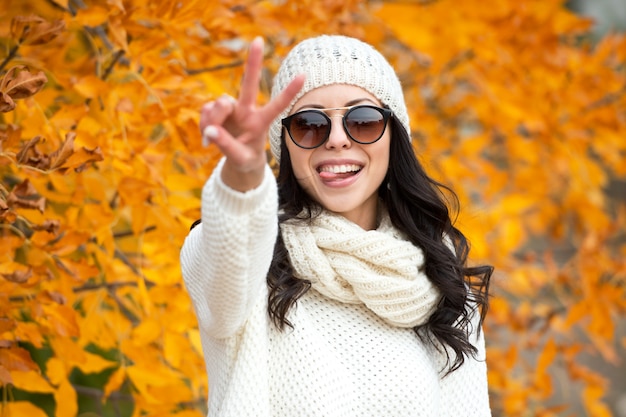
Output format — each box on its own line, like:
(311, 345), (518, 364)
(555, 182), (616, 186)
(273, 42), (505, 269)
(319, 171), (357, 180)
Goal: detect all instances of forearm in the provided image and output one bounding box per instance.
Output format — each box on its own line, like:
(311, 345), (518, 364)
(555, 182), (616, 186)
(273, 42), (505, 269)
(181, 157), (278, 338)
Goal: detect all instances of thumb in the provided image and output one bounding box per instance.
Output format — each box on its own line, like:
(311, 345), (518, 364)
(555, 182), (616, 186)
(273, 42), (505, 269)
(202, 124), (262, 167)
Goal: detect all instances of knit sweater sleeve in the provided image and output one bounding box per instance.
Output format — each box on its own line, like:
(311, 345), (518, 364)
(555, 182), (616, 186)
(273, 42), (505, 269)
(180, 158), (278, 338)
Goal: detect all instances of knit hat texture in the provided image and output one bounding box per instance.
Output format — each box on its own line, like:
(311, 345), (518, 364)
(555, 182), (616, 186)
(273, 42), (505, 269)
(269, 35), (411, 161)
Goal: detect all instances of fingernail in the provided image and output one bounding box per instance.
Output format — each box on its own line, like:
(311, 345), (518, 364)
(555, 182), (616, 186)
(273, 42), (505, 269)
(219, 94), (236, 106)
(202, 125), (218, 147)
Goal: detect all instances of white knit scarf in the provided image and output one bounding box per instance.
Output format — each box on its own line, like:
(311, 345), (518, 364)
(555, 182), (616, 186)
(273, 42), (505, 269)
(280, 210), (442, 328)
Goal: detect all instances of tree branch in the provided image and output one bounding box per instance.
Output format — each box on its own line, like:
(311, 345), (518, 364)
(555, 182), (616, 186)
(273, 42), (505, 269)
(185, 59), (244, 76)
(0, 45), (19, 73)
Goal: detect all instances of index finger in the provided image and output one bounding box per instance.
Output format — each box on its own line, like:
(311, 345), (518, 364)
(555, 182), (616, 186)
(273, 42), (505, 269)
(237, 37), (264, 108)
(260, 74), (305, 122)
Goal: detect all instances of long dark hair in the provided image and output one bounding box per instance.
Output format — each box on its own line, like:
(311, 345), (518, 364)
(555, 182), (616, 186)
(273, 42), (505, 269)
(267, 116), (492, 374)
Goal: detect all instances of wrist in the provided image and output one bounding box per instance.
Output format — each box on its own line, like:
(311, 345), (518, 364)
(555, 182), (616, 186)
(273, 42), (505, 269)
(221, 157), (267, 192)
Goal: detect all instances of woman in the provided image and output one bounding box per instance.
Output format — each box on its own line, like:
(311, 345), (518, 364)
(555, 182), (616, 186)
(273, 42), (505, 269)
(181, 34), (493, 417)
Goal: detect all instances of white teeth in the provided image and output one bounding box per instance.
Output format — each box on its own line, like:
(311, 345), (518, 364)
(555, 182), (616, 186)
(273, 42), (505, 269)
(319, 164), (362, 174)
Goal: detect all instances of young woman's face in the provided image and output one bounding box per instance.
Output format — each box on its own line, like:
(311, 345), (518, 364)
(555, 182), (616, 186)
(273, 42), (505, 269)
(284, 84), (391, 230)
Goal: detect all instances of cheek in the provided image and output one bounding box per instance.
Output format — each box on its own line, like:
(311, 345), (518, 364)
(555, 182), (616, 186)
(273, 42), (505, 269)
(286, 147), (313, 182)
(372, 139), (391, 174)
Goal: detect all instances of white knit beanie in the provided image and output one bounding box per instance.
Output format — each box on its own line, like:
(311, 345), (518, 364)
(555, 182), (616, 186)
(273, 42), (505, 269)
(269, 35), (411, 161)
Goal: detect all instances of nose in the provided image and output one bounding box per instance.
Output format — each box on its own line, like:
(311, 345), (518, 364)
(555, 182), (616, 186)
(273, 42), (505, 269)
(324, 115), (351, 150)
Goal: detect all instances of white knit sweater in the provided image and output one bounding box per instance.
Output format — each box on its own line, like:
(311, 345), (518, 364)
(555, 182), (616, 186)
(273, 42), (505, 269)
(180, 158), (491, 417)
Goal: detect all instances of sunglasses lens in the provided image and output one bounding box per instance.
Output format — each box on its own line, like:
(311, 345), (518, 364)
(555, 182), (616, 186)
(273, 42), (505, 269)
(288, 111), (330, 148)
(345, 107), (386, 143)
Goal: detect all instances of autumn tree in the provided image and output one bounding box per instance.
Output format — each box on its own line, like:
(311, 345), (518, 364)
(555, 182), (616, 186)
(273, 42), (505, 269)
(1, 1), (624, 416)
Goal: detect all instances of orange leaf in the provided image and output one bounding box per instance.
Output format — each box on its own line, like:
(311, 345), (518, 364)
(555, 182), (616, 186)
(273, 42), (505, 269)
(31, 219), (61, 234)
(10, 15), (65, 45)
(42, 303), (80, 338)
(15, 135), (43, 165)
(61, 146), (104, 172)
(50, 131), (76, 170)
(75, 5), (111, 27)
(73, 74), (109, 99)
(0, 345), (38, 371)
(107, 0), (126, 12)
(0, 91), (16, 112)
(14, 322), (45, 348)
(6, 179), (45, 212)
(108, 17), (128, 50)
(0, 263), (32, 283)
(0, 364), (12, 385)
(583, 385), (611, 417)
(0, 318), (15, 333)
(534, 338), (557, 397)
(0, 66), (47, 100)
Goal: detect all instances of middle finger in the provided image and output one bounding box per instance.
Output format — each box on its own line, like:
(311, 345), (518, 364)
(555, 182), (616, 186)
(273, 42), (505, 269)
(200, 95), (236, 130)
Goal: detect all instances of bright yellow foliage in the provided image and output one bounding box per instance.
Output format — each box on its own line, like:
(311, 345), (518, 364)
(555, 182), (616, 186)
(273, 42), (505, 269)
(1, 0), (624, 416)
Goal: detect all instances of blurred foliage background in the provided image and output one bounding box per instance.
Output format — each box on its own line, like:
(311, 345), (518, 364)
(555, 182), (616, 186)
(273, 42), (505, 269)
(1, 0), (625, 416)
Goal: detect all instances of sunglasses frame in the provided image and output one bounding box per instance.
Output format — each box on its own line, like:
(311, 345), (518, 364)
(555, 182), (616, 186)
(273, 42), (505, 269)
(281, 105), (393, 149)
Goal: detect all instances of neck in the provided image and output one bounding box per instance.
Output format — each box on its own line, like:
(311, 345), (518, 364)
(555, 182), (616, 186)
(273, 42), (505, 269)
(327, 201), (380, 231)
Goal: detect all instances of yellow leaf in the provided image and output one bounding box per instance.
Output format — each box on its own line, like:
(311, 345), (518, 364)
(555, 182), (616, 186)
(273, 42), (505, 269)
(164, 332), (187, 368)
(187, 329), (203, 355)
(126, 364), (172, 404)
(10, 370), (55, 393)
(54, 379), (78, 417)
(497, 218), (525, 252)
(131, 319), (161, 345)
(46, 357), (68, 386)
(77, 351), (117, 375)
(103, 367), (126, 398)
(2, 401), (48, 417)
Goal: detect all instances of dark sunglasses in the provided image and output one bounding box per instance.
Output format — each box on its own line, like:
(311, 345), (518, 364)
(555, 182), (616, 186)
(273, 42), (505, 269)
(281, 105), (392, 149)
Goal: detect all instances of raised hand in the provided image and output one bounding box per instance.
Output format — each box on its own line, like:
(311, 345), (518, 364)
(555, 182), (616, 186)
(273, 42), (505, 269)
(199, 37), (305, 191)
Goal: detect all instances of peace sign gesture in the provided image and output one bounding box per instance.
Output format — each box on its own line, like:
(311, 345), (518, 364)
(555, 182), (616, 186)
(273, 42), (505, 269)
(199, 37), (305, 192)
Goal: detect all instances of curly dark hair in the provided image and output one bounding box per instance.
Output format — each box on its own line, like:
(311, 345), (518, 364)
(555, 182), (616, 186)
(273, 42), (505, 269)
(267, 116), (492, 374)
